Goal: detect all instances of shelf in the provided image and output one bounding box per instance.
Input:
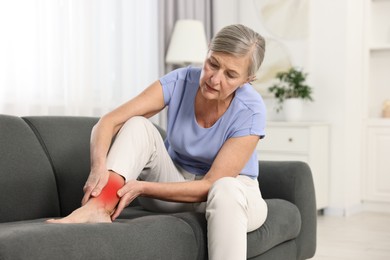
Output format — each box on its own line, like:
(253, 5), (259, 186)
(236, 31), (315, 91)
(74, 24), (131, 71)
(366, 118), (390, 126)
(370, 0), (390, 44)
(266, 121), (329, 127)
(370, 45), (390, 51)
(367, 50), (390, 118)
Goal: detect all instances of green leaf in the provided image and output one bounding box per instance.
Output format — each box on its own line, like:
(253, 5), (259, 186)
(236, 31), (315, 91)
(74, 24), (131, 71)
(268, 67), (314, 112)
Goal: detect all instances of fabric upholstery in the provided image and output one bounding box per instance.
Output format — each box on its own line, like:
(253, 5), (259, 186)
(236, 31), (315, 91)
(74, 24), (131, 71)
(23, 116), (98, 216)
(259, 161), (317, 259)
(0, 115), (60, 223)
(247, 199), (301, 258)
(0, 215), (198, 260)
(0, 114), (317, 260)
(249, 240), (297, 260)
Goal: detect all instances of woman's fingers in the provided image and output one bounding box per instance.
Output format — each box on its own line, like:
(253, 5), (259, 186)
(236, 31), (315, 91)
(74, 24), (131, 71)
(111, 193), (134, 220)
(81, 190), (92, 206)
(81, 176), (98, 205)
(81, 170), (109, 205)
(111, 181), (141, 220)
(91, 172), (109, 197)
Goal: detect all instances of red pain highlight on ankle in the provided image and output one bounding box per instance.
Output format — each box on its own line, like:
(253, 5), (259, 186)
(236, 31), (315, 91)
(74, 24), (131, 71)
(98, 175), (123, 204)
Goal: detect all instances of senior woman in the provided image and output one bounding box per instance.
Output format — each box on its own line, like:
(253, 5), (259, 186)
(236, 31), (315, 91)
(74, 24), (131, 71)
(48, 24), (267, 260)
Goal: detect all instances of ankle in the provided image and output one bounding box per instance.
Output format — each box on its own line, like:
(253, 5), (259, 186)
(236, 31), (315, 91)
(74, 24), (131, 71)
(84, 173), (123, 215)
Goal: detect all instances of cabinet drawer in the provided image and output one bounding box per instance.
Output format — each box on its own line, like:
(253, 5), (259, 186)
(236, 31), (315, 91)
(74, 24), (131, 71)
(258, 127), (309, 153)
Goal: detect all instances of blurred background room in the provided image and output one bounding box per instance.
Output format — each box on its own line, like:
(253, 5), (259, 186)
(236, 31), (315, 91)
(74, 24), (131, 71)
(1, 0), (389, 259)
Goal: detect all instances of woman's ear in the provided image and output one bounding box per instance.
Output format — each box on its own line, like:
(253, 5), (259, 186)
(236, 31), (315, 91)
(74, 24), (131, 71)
(247, 75), (256, 83)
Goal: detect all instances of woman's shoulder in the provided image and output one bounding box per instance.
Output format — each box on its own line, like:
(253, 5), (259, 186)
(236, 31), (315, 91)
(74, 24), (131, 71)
(160, 66), (201, 85)
(234, 84), (265, 113)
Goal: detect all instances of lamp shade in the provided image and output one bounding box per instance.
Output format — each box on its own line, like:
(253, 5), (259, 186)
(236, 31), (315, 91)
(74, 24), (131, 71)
(165, 20), (208, 65)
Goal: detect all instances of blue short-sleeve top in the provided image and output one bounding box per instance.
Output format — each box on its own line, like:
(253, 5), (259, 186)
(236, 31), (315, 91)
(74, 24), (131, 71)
(159, 67), (266, 179)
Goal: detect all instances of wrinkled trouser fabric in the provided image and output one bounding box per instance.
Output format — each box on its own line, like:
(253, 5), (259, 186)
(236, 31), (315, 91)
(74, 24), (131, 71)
(106, 116), (268, 260)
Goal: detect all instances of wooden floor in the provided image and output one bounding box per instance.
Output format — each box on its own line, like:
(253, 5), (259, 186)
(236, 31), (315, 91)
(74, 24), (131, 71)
(310, 211), (390, 259)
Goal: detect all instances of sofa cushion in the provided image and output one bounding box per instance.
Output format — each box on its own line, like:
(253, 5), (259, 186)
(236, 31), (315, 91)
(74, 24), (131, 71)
(0, 115), (60, 223)
(258, 161), (317, 259)
(117, 207), (208, 260)
(248, 240), (297, 260)
(23, 116), (99, 216)
(0, 215), (199, 260)
(172, 212), (208, 260)
(118, 199), (301, 259)
(247, 199), (301, 258)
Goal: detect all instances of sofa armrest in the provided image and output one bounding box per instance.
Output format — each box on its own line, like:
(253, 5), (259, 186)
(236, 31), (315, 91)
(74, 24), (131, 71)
(258, 160), (317, 260)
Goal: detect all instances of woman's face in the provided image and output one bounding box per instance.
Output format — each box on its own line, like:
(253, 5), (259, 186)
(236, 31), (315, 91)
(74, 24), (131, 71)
(199, 51), (251, 103)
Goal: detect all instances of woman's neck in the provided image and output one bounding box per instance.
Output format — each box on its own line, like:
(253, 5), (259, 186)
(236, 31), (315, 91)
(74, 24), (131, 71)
(194, 89), (234, 128)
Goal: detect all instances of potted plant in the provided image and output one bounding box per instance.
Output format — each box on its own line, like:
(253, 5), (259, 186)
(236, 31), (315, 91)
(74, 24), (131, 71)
(268, 67), (313, 121)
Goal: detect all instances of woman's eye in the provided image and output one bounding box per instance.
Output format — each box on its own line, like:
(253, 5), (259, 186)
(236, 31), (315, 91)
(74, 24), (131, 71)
(208, 60), (218, 68)
(226, 73), (235, 79)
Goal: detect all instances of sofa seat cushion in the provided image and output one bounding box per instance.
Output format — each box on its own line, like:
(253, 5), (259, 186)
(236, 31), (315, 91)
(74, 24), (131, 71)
(0, 215), (199, 260)
(247, 199), (301, 258)
(117, 205), (160, 219)
(118, 208), (208, 259)
(119, 199), (301, 259)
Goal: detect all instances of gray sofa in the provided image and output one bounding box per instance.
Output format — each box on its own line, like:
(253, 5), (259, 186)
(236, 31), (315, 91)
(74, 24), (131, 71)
(0, 114), (317, 260)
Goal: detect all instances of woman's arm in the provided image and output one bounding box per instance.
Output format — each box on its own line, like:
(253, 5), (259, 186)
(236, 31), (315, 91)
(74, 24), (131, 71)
(82, 80), (166, 205)
(90, 80), (165, 169)
(111, 135), (260, 219)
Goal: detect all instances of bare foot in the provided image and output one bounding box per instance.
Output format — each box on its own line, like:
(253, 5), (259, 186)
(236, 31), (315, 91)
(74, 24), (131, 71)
(46, 203), (112, 224)
(46, 171), (124, 224)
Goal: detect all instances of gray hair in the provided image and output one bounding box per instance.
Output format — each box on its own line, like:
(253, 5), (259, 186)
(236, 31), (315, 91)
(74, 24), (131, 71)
(209, 24), (265, 77)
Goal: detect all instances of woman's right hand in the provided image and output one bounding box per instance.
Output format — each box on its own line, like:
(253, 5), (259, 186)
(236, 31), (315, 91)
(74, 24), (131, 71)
(81, 166), (110, 206)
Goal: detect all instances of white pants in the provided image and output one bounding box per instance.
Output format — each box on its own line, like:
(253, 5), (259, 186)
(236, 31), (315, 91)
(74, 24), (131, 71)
(106, 116), (268, 260)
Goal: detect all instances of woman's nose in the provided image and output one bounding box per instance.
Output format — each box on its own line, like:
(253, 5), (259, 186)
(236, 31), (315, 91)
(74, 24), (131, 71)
(211, 70), (222, 85)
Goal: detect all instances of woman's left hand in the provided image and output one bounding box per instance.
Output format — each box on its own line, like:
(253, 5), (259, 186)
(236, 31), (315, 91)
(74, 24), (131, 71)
(111, 180), (144, 220)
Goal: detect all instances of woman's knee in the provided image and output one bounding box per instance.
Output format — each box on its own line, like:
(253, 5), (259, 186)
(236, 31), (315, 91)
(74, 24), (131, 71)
(122, 116), (150, 130)
(207, 177), (246, 209)
(117, 116), (156, 138)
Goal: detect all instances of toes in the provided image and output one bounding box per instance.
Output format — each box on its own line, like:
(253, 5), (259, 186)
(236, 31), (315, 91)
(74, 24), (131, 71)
(46, 218), (60, 223)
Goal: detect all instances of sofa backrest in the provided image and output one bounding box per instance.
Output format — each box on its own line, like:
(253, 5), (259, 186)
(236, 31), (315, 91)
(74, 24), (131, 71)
(23, 116), (99, 217)
(0, 115), (60, 223)
(1, 114), (169, 221)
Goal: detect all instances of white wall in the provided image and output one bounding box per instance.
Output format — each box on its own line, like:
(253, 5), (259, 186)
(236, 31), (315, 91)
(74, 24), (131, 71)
(213, 0), (365, 215)
(308, 0), (365, 215)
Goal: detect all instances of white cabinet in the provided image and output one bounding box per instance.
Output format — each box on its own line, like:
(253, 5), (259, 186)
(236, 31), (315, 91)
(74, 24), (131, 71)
(364, 0), (390, 118)
(364, 121), (390, 202)
(362, 0), (390, 206)
(256, 122), (330, 210)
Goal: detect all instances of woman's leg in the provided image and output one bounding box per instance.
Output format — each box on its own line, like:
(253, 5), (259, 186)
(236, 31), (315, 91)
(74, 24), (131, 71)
(48, 116), (193, 223)
(106, 116), (195, 213)
(205, 176), (268, 260)
(47, 171), (124, 223)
